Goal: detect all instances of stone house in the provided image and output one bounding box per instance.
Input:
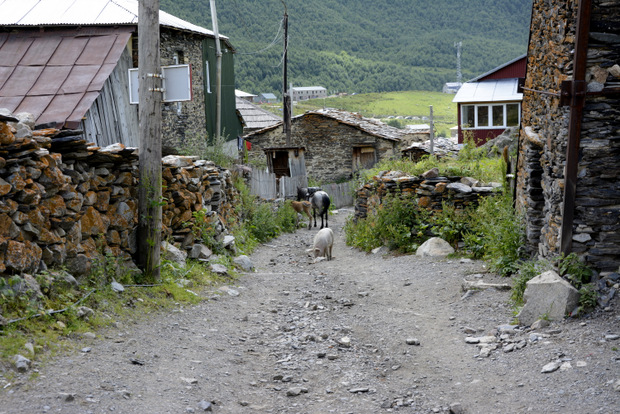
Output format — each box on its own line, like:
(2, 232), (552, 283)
(244, 109), (404, 183)
(0, 0), (242, 153)
(453, 55), (526, 145)
(516, 0), (620, 271)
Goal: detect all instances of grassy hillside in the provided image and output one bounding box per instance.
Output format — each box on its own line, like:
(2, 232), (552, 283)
(160, 0), (532, 95)
(262, 90), (457, 137)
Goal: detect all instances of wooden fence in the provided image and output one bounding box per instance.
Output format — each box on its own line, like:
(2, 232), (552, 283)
(250, 171), (355, 208)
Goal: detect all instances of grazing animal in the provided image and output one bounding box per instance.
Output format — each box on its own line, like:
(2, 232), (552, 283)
(310, 190), (330, 229)
(291, 200), (312, 230)
(313, 228), (334, 260)
(297, 186), (322, 201)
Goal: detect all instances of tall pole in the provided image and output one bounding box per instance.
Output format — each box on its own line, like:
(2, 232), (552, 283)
(210, 0), (222, 142)
(281, 1), (291, 146)
(429, 105), (434, 155)
(137, 0), (162, 281)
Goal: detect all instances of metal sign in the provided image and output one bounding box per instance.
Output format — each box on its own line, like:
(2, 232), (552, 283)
(128, 64), (192, 104)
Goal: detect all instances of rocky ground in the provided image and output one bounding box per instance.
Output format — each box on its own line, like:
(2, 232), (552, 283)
(1, 208), (619, 413)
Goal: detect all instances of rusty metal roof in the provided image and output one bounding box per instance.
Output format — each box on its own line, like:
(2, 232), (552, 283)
(0, 27), (133, 128)
(0, 0), (226, 39)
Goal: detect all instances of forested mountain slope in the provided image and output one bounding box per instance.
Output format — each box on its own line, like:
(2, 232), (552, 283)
(160, 0), (532, 95)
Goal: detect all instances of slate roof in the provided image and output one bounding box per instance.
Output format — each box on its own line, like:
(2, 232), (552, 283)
(236, 97), (281, 131)
(245, 108), (404, 142)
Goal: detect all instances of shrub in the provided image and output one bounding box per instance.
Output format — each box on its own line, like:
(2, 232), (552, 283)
(577, 284), (598, 313)
(469, 190), (525, 276)
(554, 252), (593, 290)
(430, 203), (472, 248)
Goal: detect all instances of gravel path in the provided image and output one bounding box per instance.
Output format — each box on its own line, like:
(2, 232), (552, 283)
(1, 208), (619, 413)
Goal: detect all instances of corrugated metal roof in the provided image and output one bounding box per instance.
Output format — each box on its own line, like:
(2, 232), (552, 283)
(236, 97), (281, 131)
(0, 0), (226, 38)
(0, 27), (133, 128)
(452, 78), (522, 103)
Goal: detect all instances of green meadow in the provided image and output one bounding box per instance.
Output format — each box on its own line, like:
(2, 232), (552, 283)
(261, 90), (458, 137)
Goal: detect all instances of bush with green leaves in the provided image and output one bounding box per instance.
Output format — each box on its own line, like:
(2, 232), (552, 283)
(345, 193), (431, 253)
(554, 252), (593, 290)
(430, 203), (472, 249)
(468, 190), (525, 276)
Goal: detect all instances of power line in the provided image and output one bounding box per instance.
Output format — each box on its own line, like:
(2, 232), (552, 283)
(237, 18), (285, 56)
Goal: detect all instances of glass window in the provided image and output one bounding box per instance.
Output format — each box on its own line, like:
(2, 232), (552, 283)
(506, 103), (520, 126)
(462, 105), (474, 128)
(477, 105), (489, 127)
(492, 105), (504, 126)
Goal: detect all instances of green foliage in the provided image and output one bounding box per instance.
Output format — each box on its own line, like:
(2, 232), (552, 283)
(554, 253), (593, 290)
(345, 193), (430, 253)
(430, 204), (472, 248)
(469, 190), (525, 276)
(577, 284), (599, 313)
(344, 215), (382, 252)
(160, 0), (530, 94)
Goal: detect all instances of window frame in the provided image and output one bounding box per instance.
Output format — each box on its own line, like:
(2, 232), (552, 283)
(460, 102), (521, 129)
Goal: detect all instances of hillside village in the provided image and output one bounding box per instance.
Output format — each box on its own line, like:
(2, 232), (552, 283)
(0, 0), (619, 412)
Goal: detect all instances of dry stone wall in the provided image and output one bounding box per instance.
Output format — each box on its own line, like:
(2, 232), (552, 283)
(354, 170), (501, 221)
(517, 0), (620, 271)
(0, 112), (237, 277)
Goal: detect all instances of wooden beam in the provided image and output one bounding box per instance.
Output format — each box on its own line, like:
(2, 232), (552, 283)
(560, 0), (591, 255)
(137, 0), (163, 281)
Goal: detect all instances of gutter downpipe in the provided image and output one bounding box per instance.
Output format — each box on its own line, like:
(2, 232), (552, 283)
(560, 0), (592, 255)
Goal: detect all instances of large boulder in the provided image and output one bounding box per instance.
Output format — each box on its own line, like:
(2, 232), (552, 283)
(517, 270), (580, 326)
(416, 237), (455, 257)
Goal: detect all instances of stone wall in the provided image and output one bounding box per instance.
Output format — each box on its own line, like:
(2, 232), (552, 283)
(248, 114), (399, 183)
(516, 0), (620, 271)
(0, 113), (237, 277)
(354, 170), (501, 221)
(160, 29), (208, 154)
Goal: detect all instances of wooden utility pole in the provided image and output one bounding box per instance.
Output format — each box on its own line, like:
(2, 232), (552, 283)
(210, 0), (222, 141)
(137, 0), (163, 281)
(281, 1), (291, 146)
(429, 105), (434, 154)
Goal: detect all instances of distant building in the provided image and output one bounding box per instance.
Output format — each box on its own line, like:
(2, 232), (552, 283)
(235, 89), (258, 103)
(257, 93), (278, 104)
(452, 54), (526, 145)
(442, 82), (462, 93)
(291, 86), (327, 101)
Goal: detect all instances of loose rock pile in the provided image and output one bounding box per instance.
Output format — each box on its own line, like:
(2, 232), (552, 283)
(0, 110), (237, 279)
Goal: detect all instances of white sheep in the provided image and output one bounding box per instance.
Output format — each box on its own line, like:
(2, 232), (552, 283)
(313, 228), (334, 261)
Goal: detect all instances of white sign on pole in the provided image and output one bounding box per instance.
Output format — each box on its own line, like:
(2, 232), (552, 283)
(129, 64), (192, 104)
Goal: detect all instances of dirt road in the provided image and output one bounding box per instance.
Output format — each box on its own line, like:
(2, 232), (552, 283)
(1, 208), (619, 413)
